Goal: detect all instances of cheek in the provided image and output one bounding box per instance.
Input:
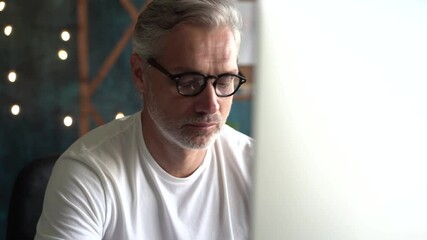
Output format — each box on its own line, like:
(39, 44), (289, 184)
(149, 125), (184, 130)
(149, 84), (188, 116)
(219, 99), (233, 117)
(147, 78), (179, 103)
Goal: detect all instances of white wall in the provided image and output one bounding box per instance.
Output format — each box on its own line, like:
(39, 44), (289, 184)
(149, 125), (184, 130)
(253, 0), (427, 239)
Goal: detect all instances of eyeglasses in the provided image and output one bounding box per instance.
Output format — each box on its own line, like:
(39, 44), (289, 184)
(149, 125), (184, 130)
(147, 58), (246, 97)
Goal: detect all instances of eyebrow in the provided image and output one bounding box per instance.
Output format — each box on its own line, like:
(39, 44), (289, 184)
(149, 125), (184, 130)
(171, 67), (240, 76)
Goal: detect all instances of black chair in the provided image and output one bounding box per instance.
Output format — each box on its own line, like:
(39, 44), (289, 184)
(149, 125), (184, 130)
(6, 155), (59, 240)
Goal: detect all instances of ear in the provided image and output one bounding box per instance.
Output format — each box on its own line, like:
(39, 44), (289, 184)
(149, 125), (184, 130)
(130, 53), (147, 94)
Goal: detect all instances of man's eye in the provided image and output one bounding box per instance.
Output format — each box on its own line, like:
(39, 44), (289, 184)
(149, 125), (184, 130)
(180, 82), (197, 90)
(180, 75), (203, 84)
(216, 77), (234, 88)
(179, 75), (204, 91)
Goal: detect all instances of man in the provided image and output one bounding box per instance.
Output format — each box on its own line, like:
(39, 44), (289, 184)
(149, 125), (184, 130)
(36, 0), (254, 239)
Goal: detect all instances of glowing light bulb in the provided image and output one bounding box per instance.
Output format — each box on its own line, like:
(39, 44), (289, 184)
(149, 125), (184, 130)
(63, 116), (73, 127)
(61, 30), (70, 41)
(58, 49), (68, 60)
(4, 25), (12, 36)
(115, 112), (125, 119)
(0, 2), (6, 12)
(11, 105), (20, 115)
(8, 71), (17, 82)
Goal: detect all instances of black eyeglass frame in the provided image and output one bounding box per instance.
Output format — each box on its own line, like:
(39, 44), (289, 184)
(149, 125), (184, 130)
(147, 58), (247, 97)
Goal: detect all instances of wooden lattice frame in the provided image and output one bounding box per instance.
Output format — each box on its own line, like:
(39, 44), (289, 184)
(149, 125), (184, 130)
(76, 0), (142, 136)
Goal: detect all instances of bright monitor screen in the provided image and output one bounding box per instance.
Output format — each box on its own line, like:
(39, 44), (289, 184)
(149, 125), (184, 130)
(253, 0), (427, 239)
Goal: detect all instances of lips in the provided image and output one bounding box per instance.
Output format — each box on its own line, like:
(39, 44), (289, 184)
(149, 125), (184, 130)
(182, 115), (221, 129)
(187, 122), (218, 128)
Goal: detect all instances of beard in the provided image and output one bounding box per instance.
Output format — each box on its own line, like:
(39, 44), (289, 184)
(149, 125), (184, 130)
(145, 85), (225, 150)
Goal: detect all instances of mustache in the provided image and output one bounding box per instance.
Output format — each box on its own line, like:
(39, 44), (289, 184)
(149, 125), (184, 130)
(186, 114), (222, 124)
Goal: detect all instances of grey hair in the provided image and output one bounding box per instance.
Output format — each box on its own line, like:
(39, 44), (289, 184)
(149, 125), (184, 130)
(132, 0), (243, 60)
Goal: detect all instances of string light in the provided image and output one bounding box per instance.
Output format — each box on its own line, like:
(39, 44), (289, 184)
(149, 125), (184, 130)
(115, 112), (125, 119)
(4, 25), (12, 36)
(63, 116), (73, 127)
(58, 49), (68, 60)
(61, 30), (70, 41)
(0, 1), (5, 12)
(8, 71), (17, 82)
(11, 104), (20, 115)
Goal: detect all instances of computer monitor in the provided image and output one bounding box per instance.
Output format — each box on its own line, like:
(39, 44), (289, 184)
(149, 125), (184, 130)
(252, 1), (427, 239)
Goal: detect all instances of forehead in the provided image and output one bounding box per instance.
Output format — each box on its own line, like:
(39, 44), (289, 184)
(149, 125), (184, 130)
(158, 23), (239, 68)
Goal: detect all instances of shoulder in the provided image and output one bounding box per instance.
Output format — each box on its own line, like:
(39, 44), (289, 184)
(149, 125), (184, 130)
(58, 112), (143, 177)
(214, 124), (254, 194)
(215, 124), (254, 173)
(218, 124), (254, 153)
(69, 112), (141, 152)
(38, 112), (144, 239)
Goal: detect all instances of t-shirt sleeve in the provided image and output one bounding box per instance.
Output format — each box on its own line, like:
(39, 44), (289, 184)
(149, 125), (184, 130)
(35, 154), (106, 240)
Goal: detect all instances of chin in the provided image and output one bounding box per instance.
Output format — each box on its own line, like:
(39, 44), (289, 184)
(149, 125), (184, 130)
(180, 132), (219, 150)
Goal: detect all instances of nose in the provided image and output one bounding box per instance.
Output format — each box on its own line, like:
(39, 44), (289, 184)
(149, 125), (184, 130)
(194, 82), (220, 114)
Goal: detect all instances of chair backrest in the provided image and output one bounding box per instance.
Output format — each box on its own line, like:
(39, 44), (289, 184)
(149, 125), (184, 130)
(6, 155), (59, 240)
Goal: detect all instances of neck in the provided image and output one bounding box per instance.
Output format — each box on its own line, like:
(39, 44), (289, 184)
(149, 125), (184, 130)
(141, 111), (207, 178)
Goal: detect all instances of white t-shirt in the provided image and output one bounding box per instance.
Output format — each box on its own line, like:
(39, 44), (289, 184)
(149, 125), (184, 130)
(35, 112), (254, 240)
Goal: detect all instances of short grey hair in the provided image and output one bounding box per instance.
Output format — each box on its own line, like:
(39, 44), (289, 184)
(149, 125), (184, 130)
(132, 0), (243, 60)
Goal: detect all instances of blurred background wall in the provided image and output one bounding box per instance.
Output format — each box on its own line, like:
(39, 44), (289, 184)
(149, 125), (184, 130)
(0, 0), (254, 238)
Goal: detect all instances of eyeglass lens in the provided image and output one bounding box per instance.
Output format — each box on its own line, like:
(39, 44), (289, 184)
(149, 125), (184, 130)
(177, 74), (242, 96)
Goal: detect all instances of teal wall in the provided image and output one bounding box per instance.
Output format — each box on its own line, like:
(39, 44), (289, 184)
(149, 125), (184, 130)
(0, 0), (252, 238)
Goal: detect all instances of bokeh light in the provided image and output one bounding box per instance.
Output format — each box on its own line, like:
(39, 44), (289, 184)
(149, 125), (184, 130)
(61, 30), (70, 41)
(0, 1), (6, 12)
(58, 49), (68, 60)
(63, 116), (73, 127)
(115, 112), (125, 119)
(8, 71), (17, 82)
(4, 25), (12, 36)
(11, 105), (20, 115)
